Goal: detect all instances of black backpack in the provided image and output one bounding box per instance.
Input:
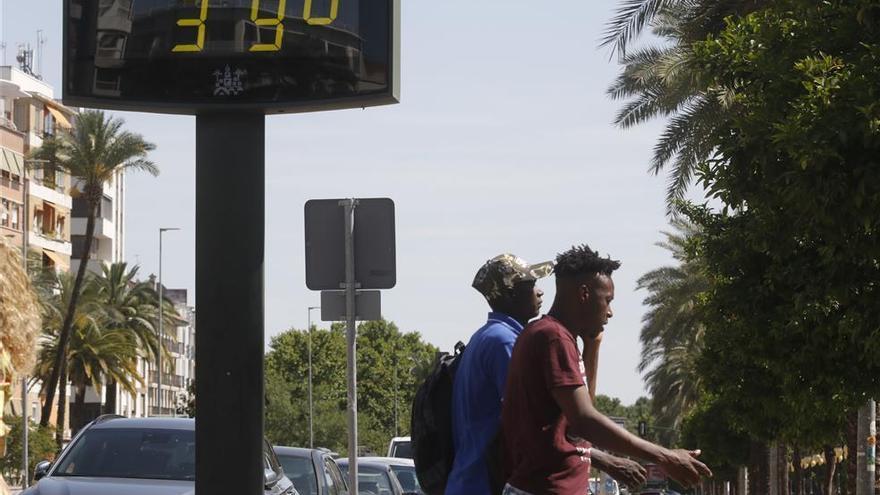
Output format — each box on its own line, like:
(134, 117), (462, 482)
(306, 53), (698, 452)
(411, 342), (466, 495)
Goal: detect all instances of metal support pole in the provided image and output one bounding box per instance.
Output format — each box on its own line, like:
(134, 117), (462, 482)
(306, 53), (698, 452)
(196, 113), (265, 495)
(308, 305), (319, 449)
(857, 399), (876, 495)
(158, 227), (179, 416)
(342, 198), (359, 495)
(158, 230), (163, 415)
(21, 163), (29, 488)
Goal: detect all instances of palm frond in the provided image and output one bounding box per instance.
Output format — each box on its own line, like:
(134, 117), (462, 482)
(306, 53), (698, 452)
(601, 0), (673, 58)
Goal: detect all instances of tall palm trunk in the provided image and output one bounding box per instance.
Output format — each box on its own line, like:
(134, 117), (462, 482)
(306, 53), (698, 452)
(777, 444), (790, 495)
(70, 384), (87, 434)
(793, 447), (805, 495)
(750, 440), (770, 495)
(40, 200), (98, 427)
(822, 445), (836, 495)
(846, 411), (858, 495)
(104, 379), (118, 414)
(55, 360), (69, 449)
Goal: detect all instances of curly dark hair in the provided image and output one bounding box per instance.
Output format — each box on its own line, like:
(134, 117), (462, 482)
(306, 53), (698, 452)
(554, 244), (621, 279)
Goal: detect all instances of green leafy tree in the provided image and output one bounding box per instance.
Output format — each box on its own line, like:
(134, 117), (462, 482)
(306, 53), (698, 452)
(31, 110), (158, 428)
(0, 417), (56, 484)
(677, 1), (880, 492)
(264, 320), (437, 455)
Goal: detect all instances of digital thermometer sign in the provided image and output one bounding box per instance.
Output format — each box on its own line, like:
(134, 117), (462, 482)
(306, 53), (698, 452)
(63, 0), (398, 114)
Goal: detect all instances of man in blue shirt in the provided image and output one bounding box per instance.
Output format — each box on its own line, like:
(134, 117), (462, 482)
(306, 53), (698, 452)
(446, 254), (553, 495)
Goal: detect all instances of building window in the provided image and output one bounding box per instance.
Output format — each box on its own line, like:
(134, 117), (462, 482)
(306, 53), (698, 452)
(72, 197), (89, 216)
(0, 198), (9, 227)
(43, 111), (55, 137)
(71, 235), (99, 258)
(11, 203), (19, 230)
(55, 216), (65, 239)
(101, 195), (113, 220)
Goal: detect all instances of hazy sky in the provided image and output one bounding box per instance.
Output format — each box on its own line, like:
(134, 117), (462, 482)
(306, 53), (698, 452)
(5, 0), (684, 405)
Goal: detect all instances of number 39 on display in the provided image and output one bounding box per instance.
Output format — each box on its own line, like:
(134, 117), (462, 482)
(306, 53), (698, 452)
(172, 0), (340, 53)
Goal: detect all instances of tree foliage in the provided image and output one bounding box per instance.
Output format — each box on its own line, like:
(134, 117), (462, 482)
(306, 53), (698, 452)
(0, 417), (56, 483)
(682, 0), (880, 449)
(264, 320), (437, 455)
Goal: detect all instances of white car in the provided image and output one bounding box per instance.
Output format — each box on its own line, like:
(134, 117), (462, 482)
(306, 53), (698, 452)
(386, 436), (411, 459)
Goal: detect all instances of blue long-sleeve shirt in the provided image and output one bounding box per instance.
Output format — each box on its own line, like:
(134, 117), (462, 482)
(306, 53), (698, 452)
(445, 312), (523, 495)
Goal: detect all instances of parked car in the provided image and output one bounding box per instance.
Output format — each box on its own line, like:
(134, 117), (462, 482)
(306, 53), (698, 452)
(590, 477), (621, 495)
(337, 457), (422, 495)
(386, 436), (411, 459)
(273, 445), (348, 495)
(22, 415), (297, 495)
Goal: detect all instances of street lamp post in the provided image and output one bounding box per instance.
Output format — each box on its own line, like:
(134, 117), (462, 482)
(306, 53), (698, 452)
(307, 306), (320, 449)
(158, 227), (180, 416)
(19, 158), (44, 488)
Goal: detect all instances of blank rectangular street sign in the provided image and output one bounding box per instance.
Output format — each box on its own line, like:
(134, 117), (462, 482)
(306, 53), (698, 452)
(305, 198), (396, 290)
(320, 290), (382, 321)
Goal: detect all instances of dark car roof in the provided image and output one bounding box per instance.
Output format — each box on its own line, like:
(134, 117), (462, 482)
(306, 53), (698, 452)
(88, 416), (195, 430)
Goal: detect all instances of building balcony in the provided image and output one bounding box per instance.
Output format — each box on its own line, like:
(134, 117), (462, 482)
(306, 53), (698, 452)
(29, 232), (72, 256)
(149, 372), (186, 389)
(29, 182), (72, 209)
(0, 123), (25, 151)
(71, 216), (115, 240)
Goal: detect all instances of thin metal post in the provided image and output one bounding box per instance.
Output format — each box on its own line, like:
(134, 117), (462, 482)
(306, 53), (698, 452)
(308, 305), (319, 449)
(195, 113), (265, 495)
(857, 399), (876, 495)
(21, 163), (29, 487)
(158, 227), (179, 417)
(158, 230), (162, 415)
(342, 198), (359, 495)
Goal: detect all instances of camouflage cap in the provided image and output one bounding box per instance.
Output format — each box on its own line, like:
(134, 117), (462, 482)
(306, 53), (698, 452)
(472, 254), (554, 301)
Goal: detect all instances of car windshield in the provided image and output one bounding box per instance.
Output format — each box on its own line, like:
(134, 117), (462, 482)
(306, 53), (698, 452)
(54, 428), (195, 481)
(391, 441), (412, 458)
(389, 465), (420, 492)
(277, 455), (318, 495)
(341, 465), (394, 495)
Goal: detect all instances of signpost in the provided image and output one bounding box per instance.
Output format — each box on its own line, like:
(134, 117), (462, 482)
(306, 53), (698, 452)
(304, 197), (396, 494)
(64, 2), (399, 494)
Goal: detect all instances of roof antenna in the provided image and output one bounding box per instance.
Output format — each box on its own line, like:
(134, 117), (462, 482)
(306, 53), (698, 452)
(36, 30), (46, 79)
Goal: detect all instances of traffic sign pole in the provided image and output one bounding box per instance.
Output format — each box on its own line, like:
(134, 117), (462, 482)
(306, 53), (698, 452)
(342, 198), (360, 495)
(195, 113), (265, 495)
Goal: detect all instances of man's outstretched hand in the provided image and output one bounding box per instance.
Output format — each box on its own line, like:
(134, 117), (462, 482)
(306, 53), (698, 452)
(658, 449), (713, 488)
(591, 449), (647, 489)
(603, 455), (647, 490)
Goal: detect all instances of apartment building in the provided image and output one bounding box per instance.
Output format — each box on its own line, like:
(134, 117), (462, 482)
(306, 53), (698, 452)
(105, 286), (196, 418)
(0, 64), (77, 439)
(0, 66), (76, 273)
(70, 169), (125, 275)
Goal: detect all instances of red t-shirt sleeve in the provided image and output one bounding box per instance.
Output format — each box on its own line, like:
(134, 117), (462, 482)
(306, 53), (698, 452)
(542, 335), (586, 390)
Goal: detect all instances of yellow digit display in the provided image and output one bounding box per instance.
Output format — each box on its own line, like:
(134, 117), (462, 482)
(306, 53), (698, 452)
(171, 0), (210, 52)
(303, 0), (339, 26)
(250, 0), (287, 52)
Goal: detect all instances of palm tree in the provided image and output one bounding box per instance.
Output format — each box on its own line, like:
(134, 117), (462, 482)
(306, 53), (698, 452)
(33, 272), (108, 445)
(637, 219), (707, 434)
(603, 0), (768, 207)
(95, 262), (178, 414)
(31, 110), (158, 428)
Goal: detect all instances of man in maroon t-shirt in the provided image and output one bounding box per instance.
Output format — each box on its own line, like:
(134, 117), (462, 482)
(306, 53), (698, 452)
(501, 244), (712, 495)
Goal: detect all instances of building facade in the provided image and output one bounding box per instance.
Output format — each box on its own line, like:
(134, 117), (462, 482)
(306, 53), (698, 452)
(0, 64), (77, 440)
